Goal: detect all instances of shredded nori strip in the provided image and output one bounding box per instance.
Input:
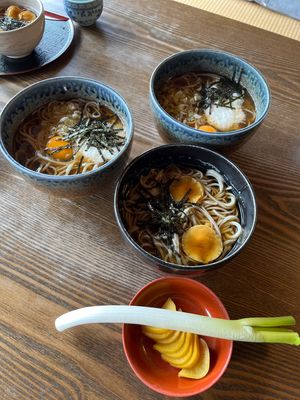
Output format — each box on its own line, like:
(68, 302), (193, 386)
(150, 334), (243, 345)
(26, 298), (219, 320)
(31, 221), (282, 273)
(0, 16), (28, 31)
(63, 117), (125, 156)
(196, 70), (245, 113)
(138, 181), (190, 248)
(48, 115), (125, 159)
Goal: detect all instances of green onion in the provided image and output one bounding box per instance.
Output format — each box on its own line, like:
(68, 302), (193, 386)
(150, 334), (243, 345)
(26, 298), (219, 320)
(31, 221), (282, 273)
(55, 306), (299, 345)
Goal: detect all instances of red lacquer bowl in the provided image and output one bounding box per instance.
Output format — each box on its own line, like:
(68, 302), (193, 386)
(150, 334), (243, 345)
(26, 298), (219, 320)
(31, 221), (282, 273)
(122, 277), (233, 397)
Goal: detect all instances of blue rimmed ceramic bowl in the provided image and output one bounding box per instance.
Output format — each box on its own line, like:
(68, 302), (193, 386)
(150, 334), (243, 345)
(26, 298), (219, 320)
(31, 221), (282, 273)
(114, 144), (257, 276)
(63, 0), (103, 26)
(150, 49), (271, 152)
(0, 76), (134, 197)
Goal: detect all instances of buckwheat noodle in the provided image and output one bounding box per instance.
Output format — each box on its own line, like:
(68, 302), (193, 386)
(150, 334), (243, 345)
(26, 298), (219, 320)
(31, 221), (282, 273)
(14, 99), (125, 175)
(122, 165), (242, 265)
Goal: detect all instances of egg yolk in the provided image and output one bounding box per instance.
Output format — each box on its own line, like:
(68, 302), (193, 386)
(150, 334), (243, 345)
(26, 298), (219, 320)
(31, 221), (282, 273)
(182, 224), (223, 263)
(6, 5), (22, 19)
(170, 176), (204, 203)
(18, 10), (36, 21)
(46, 136), (73, 161)
(198, 125), (217, 132)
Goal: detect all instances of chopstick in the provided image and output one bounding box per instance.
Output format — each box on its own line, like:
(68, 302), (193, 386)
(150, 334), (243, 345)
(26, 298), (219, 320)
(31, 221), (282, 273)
(45, 10), (69, 22)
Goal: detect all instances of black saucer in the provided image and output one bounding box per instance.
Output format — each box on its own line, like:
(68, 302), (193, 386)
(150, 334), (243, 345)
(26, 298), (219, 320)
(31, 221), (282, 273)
(0, 18), (74, 76)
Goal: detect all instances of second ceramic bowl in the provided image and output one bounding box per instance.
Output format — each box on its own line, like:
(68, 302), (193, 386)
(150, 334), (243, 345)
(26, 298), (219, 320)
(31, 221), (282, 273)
(150, 49), (271, 151)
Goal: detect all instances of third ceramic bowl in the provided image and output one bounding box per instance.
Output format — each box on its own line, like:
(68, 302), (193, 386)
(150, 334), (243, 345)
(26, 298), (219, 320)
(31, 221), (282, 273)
(114, 144), (256, 275)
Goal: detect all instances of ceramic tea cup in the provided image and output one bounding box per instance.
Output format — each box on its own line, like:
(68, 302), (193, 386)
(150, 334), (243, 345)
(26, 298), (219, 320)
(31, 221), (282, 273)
(63, 0), (103, 26)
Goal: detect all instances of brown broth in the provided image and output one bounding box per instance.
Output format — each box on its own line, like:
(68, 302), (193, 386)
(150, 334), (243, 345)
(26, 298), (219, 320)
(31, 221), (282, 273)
(156, 72), (256, 132)
(0, 5), (36, 31)
(13, 99), (125, 176)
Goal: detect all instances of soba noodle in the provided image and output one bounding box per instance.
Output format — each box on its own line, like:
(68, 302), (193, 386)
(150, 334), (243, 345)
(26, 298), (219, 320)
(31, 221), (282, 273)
(122, 165), (242, 265)
(157, 72), (256, 132)
(13, 99), (126, 175)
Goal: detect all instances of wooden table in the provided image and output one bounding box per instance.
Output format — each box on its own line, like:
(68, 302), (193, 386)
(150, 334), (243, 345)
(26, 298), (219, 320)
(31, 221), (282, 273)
(1, 0), (299, 399)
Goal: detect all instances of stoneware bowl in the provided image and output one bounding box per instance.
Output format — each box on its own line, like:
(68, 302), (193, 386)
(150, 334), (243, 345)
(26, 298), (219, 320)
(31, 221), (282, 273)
(150, 49), (271, 151)
(114, 144), (256, 275)
(0, 0), (45, 58)
(0, 76), (133, 197)
(123, 277), (233, 397)
(63, 0), (103, 26)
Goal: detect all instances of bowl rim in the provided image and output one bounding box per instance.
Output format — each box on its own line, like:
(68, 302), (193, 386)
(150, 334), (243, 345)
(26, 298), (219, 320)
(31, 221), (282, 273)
(114, 143), (257, 272)
(65, 0), (102, 4)
(0, 76), (134, 181)
(122, 276), (233, 397)
(149, 48), (271, 137)
(0, 0), (44, 35)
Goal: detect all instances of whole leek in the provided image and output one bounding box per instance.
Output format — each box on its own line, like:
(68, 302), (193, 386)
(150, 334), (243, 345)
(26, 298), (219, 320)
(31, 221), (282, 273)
(55, 306), (299, 345)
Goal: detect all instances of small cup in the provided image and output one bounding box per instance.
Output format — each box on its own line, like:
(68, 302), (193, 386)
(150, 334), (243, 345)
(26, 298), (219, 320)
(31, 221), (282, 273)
(64, 0), (103, 26)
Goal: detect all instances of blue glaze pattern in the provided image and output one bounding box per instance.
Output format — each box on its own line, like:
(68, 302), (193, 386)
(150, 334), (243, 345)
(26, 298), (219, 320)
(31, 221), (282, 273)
(64, 0), (103, 26)
(0, 77), (133, 196)
(150, 49), (271, 150)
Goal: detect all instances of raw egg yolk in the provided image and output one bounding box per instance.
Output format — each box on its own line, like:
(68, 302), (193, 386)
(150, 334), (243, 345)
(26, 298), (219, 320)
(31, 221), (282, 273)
(46, 136), (73, 161)
(18, 10), (36, 21)
(6, 5), (22, 19)
(170, 176), (204, 203)
(182, 225), (223, 263)
(199, 125), (217, 132)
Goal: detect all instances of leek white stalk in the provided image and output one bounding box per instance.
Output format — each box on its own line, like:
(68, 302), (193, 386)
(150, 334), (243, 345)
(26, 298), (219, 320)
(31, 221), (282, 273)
(55, 306), (299, 345)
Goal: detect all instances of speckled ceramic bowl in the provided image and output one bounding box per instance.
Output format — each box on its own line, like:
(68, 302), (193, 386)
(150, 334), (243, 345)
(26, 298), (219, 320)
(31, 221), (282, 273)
(0, 76), (133, 197)
(150, 49), (271, 151)
(63, 0), (103, 26)
(114, 144), (256, 276)
(0, 0), (45, 58)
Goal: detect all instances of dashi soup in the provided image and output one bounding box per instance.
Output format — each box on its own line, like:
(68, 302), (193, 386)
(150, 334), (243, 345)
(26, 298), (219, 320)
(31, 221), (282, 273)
(156, 72), (256, 132)
(13, 99), (126, 175)
(0, 4), (36, 31)
(121, 164), (242, 266)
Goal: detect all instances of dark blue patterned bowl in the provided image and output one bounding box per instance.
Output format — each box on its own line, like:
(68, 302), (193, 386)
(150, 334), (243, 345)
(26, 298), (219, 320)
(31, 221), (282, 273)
(114, 144), (257, 276)
(150, 49), (270, 151)
(0, 76), (134, 196)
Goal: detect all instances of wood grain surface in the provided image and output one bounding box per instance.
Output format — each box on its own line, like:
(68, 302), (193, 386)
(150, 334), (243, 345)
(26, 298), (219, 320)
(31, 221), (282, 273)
(0, 0), (299, 399)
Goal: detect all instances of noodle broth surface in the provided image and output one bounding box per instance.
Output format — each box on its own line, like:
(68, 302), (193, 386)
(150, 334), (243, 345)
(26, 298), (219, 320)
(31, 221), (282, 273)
(122, 164), (242, 266)
(13, 99), (126, 176)
(0, 5), (36, 31)
(156, 73), (256, 132)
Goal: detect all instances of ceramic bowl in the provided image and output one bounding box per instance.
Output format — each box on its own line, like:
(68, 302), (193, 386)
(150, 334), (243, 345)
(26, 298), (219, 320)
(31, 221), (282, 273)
(0, 76), (134, 197)
(64, 0), (103, 26)
(150, 49), (271, 151)
(0, 0), (45, 58)
(123, 277), (233, 397)
(114, 144), (256, 275)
